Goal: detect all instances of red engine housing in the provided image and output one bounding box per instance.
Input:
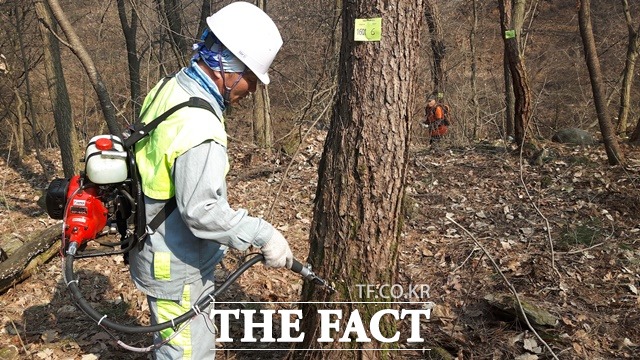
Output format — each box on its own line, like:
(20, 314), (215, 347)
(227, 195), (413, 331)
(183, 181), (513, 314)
(64, 175), (108, 245)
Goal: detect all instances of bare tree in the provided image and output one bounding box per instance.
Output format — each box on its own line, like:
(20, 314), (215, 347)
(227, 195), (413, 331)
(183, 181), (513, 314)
(252, 0), (273, 151)
(630, 117), (640, 143)
(469, 0), (480, 138)
(578, 0), (625, 165)
(13, 2), (50, 178)
(425, 0), (445, 96)
(499, 0), (532, 146)
(0, 40), (24, 158)
(291, 0), (425, 358)
(154, 0), (188, 68)
(116, 0), (143, 121)
(10, 88), (25, 158)
(35, 0), (79, 178)
(46, 0), (120, 135)
(617, 0), (640, 136)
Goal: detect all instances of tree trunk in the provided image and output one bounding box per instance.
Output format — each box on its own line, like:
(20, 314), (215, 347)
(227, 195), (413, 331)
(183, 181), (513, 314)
(116, 0), (142, 121)
(503, 54), (515, 139)
(252, 0), (273, 151)
(46, 0), (121, 136)
(470, 0), (480, 138)
(292, 0), (424, 358)
(35, 0), (80, 178)
(425, 0), (445, 96)
(14, 2), (50, 179)
(252, 84), (273, 151)
(617, 0), (640, 135)
(197, 0), (213, 37)
(499, 0), (532, 146)
(164, 0), (187, 65)
(11, 88), (25, 158)
(154, 0), (188, 68)
(578, 0), (625, 165)
(630, 115), (640, 143)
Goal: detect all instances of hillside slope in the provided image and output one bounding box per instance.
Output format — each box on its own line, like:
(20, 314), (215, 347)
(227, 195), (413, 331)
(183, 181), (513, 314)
(0, 132), (639, 359)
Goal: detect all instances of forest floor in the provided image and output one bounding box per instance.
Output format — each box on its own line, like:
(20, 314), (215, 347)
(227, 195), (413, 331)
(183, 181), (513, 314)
(0, 128), (639, 360)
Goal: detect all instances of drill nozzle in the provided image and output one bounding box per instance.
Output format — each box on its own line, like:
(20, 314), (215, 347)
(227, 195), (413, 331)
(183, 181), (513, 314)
(291, 259), (336, 292)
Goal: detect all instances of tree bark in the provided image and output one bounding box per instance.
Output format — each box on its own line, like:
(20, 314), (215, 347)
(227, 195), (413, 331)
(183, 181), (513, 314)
(14, 2), (50, 178)
(499, 0), (532, 146)
(470, 0), (480, 138)
(578, 0), (625, 165)
(291, 0), (425, 358)
(35, 0), (80, 178)
(503, 53), (515, 138)
(252, 0), (273, 151)
(11, 88), (25, 159)
(116, 0), (143, 121)
(46, 0), (121, 136)
(252, 84), (273, 151)
(617, 0), (640, 136)
(425, 0), (445, 96)
(630, 116), (640, 143)
(197, 0), (213, 37)
(154, 0), (188, 68)
(0, 225), (60, 294)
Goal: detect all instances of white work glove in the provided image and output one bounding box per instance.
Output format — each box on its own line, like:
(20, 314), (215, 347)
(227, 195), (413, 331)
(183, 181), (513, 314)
(261, 229), (294, 269)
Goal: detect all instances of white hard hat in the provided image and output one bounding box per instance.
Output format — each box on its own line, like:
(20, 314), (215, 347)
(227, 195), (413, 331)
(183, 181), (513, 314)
(207, 2), (282, 84)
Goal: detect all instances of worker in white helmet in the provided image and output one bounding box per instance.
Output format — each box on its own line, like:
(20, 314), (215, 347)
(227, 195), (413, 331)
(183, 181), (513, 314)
(128, 2), (292, 358)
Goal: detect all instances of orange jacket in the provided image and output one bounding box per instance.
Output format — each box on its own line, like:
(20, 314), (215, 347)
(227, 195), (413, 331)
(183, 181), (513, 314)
(425, 105), (448, 137)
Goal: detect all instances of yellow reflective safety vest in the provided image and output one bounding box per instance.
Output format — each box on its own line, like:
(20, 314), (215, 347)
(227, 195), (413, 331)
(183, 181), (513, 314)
(135, 77), (227, 200)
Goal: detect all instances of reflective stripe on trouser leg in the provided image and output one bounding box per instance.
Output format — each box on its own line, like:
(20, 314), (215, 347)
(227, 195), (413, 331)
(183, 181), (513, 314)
(148, 276), (217, 360)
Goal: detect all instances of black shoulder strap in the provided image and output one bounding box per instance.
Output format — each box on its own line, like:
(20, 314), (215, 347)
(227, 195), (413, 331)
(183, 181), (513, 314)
(147, 197), (177, 233)
(124, 97), (218, 149)
(130, 91), (219, 235)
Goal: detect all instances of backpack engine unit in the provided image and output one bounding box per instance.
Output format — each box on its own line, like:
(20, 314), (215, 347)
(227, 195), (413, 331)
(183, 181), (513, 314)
(44, 77), (213, 256)
(45, 134), (144, 256)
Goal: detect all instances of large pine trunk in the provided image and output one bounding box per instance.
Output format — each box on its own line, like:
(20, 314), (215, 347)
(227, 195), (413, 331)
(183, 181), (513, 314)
(291, 1), (425, 358)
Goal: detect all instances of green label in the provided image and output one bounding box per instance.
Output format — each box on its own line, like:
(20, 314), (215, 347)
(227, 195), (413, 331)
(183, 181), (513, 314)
(354, 18), (382, 42)
(504, 30), (516, 39)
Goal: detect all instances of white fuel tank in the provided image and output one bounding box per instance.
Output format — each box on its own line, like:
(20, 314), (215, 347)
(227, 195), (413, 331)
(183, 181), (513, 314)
(84, 135), (128, 184)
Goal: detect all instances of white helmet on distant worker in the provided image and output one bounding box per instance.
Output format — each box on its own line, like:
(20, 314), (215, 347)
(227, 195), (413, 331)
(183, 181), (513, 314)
(207, 1), (282, 84)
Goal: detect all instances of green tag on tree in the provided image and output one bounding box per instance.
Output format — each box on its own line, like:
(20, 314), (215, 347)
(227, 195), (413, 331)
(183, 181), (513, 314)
(354, 18), (382, 42)
(504, 30), (516, 39)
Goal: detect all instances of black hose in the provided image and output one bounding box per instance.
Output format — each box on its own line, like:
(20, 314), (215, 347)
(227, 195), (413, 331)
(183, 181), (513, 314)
(64, 252), (264, 334)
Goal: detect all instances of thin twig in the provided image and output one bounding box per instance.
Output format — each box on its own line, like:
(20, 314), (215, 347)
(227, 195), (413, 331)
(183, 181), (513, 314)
(446, 214), (560, 360)
(452, 246), (480, 273)
(9, 318), (28, 354)
(556, 242), (603, 255)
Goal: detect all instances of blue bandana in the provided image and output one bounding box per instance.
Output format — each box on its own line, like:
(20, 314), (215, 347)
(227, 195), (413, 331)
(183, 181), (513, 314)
(192, 29), (246, 73)
(184, 60), (226, 111)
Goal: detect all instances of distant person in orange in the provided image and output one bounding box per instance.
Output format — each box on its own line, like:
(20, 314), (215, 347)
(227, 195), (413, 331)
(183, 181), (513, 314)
(423, 95), (449, 142)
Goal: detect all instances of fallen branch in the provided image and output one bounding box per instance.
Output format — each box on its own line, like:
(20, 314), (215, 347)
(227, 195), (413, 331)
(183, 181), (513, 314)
(556, 242), (604, 255)
(445, 214), (560, 360)
(0, 225), (60, 294)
